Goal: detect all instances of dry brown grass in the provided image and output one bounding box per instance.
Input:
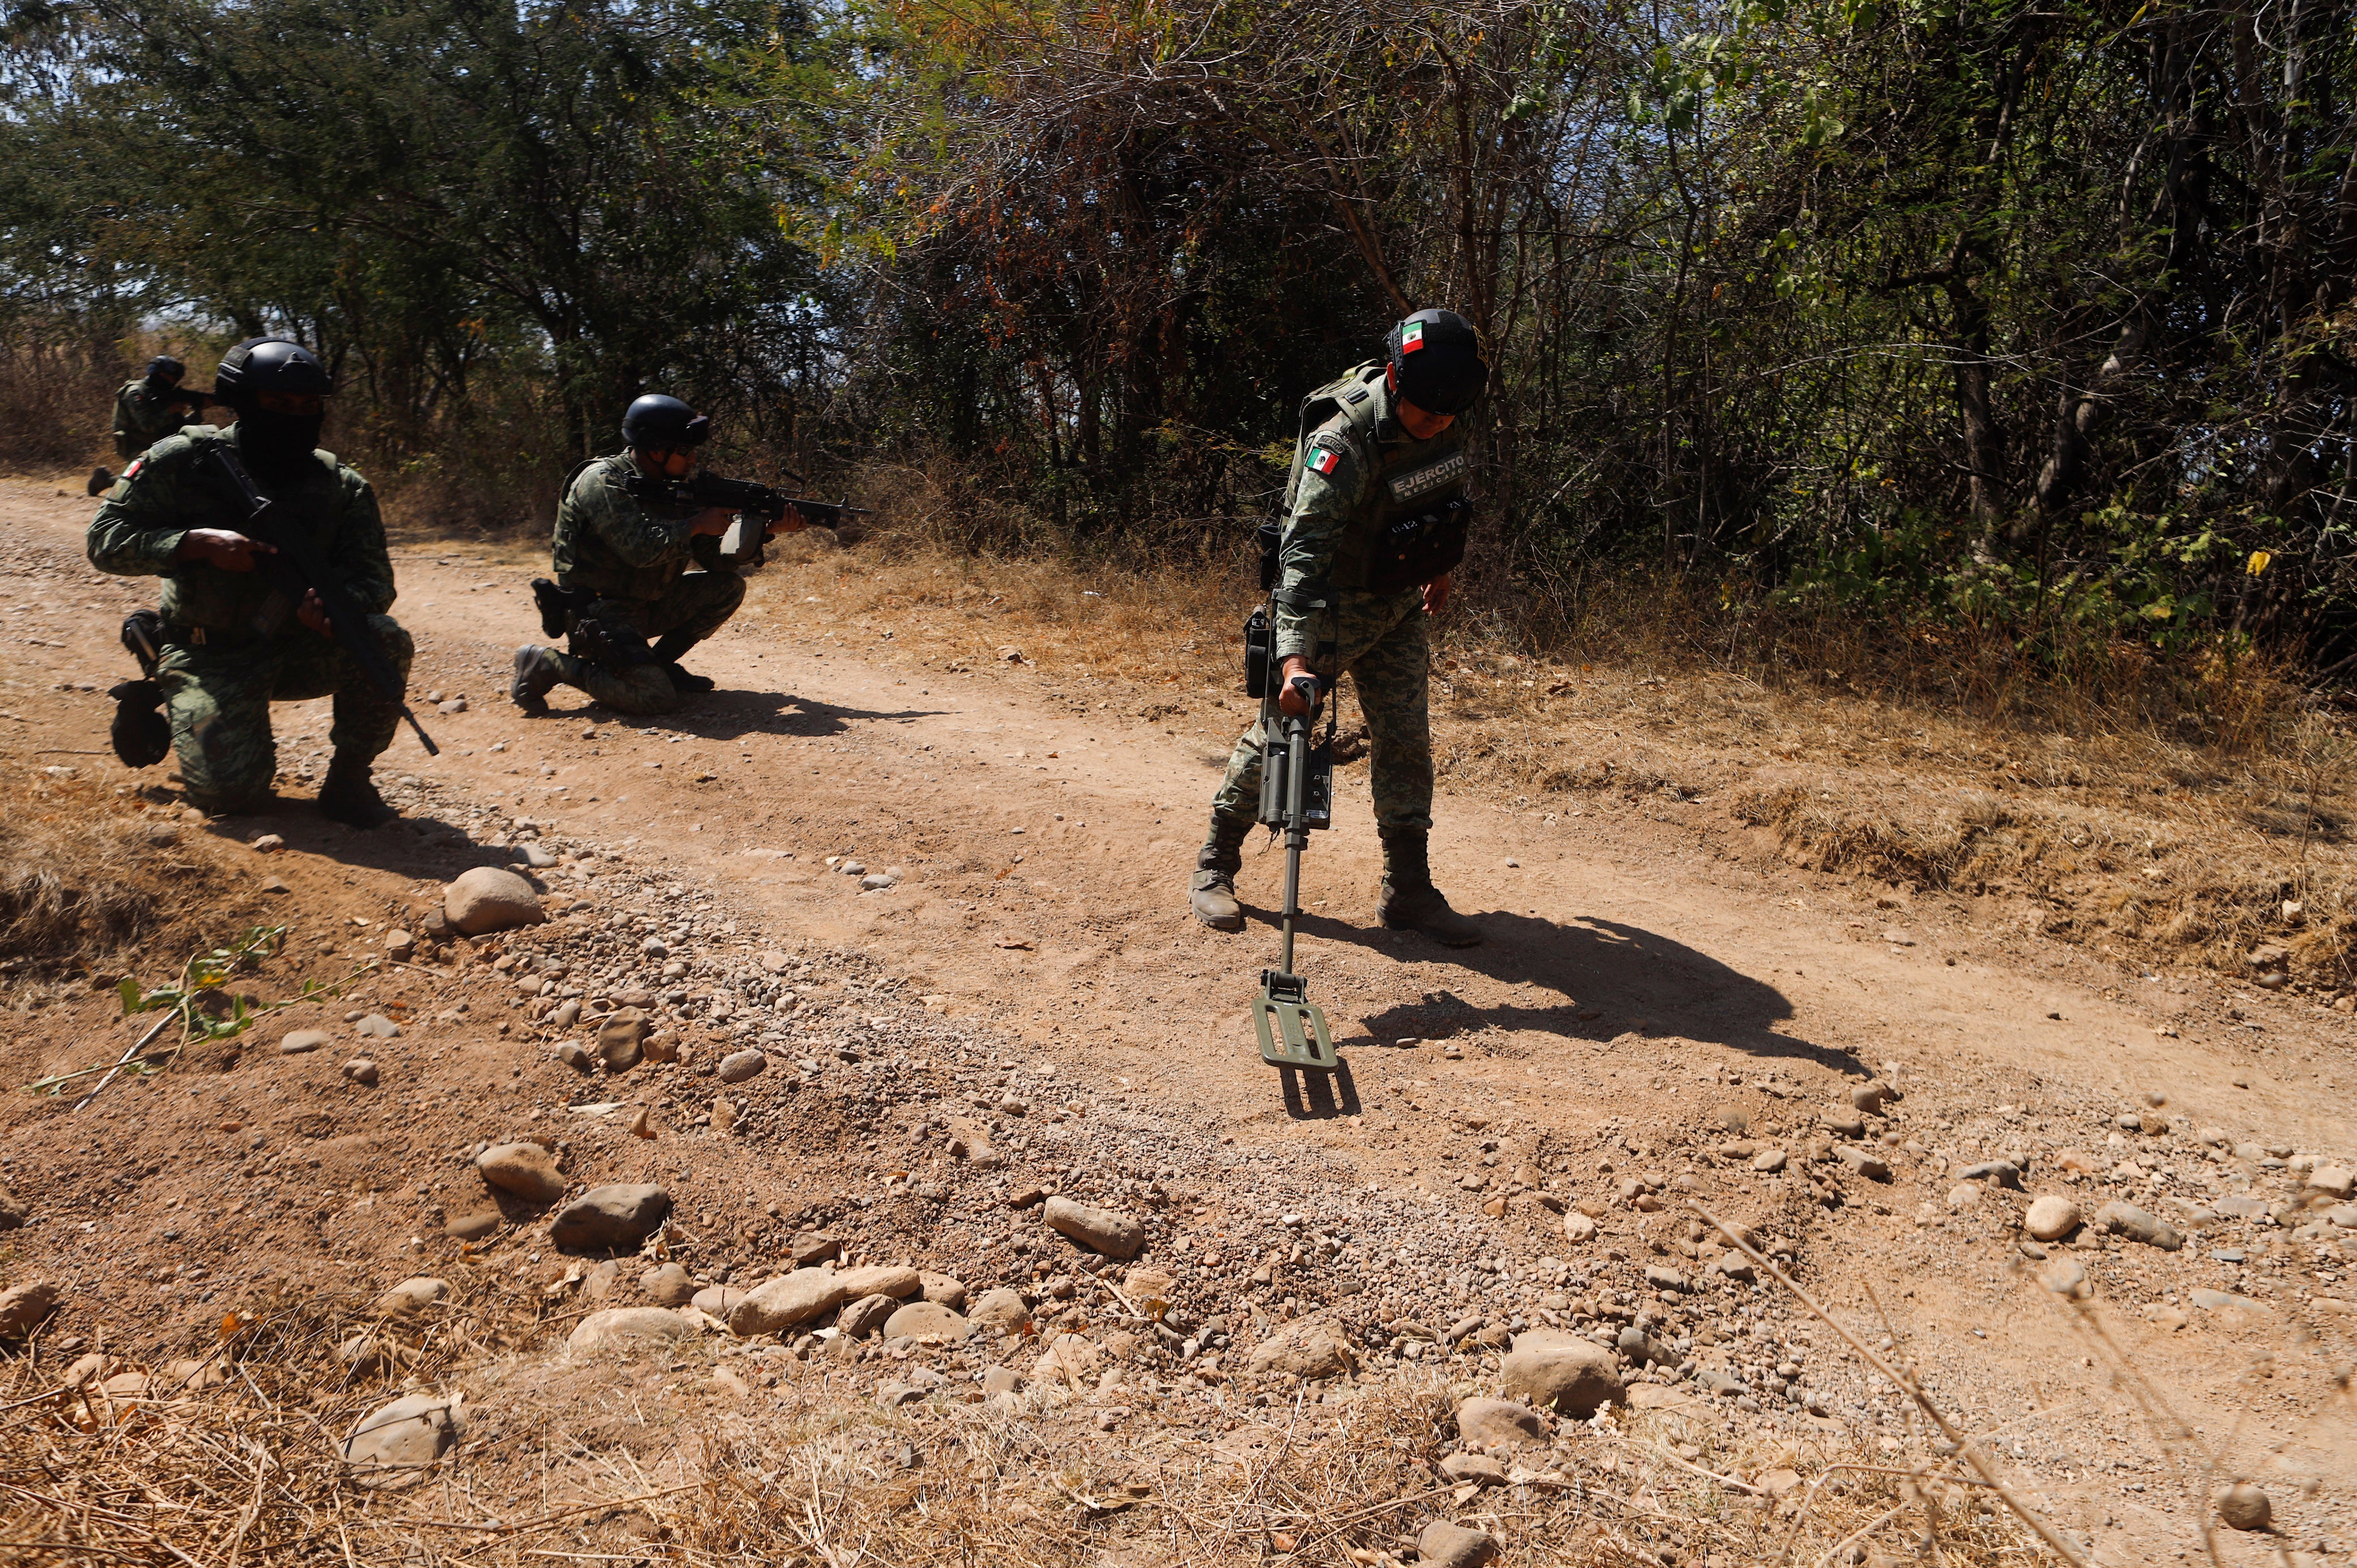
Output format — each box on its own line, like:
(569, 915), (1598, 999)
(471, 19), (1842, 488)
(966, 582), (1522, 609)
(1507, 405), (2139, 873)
(0, 767), (245, 970)
(0, 1265), (2069, 1568)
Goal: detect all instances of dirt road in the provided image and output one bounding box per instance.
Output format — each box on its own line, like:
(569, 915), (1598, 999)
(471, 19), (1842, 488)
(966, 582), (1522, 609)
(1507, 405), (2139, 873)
(5, 471), (2354, 1561)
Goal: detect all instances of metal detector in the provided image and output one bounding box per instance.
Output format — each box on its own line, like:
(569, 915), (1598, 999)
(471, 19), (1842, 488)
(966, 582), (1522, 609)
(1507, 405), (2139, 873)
(1252, 671), (1338, 1072)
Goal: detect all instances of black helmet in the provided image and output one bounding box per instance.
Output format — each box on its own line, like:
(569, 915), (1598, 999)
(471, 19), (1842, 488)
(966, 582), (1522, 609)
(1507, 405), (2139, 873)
(622, 394), (710, 450)
(212, 338), (333, 402)
(145, 355), (185, 383)
(1386, 308), (1488, 416)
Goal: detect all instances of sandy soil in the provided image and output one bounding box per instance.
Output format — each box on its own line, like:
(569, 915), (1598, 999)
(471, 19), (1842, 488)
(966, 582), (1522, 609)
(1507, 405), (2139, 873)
(3, 471), (2354, 1565)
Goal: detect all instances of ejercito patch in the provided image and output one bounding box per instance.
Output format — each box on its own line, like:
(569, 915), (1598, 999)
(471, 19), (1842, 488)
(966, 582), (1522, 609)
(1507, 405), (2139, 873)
(1386, 451), (1465, 504)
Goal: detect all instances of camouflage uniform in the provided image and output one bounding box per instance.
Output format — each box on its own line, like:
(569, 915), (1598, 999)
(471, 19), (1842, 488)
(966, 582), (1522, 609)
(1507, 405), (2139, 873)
(112, 377), (203, 460)
(86, 424), (412, 812)
(540, 452), (744, 715)
(1208, 364), (1468, 837)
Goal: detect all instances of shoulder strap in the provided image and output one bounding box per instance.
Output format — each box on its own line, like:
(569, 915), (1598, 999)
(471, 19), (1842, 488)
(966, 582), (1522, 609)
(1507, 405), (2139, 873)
(1282, 362), (1384, 514)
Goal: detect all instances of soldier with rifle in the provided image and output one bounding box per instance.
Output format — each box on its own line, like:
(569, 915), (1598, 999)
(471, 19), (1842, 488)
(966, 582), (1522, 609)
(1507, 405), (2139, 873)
(510, 394), (806, 717)
(89, 355), (213, 495)
(87, 337), (420, 828)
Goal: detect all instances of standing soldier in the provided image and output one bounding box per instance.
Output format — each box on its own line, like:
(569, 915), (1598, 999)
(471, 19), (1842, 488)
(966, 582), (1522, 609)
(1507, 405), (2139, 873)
(92, 356), (211, 494)
(86, 338), (415, 827)
(1190, 309), (1490, 946)
(509, 395), (795, 716)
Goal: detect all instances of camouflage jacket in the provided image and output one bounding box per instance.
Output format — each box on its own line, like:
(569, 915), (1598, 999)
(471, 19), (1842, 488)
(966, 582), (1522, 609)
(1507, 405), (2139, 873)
(1272, 366), (1470, 661)
(86, 424), (395, 633)
(551, 453), (709, 600)
(113, 377), (200, 459)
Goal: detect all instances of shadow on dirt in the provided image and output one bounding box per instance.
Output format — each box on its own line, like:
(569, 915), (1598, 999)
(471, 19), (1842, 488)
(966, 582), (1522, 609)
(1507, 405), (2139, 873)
(516, 686), (946, 742)
(1252, 906), (1857, 1077)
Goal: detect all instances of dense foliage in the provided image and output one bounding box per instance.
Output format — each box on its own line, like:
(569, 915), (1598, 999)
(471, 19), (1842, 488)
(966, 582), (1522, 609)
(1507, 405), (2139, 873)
(3, 0), (2351, 672)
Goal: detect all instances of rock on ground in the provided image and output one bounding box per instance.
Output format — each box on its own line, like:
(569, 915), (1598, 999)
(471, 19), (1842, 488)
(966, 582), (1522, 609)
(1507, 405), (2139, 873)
(1456, 1396), (1550, 1451)
(730, 1269), (853, 1335)
(344, 1392), (464, 1480)
(568, 1307), (695, 1354)
(692, 1285), (745, 1318)
(0, 1182), (24, 1231)
(372, 1277), (449, 1318)
(836, 1294), (900, 1339)
(884, 1301), (973, 1341)
(918, 1271), (968, 1309)
(968, 1287), (1032, 1331)
(1501, 1328), (1623, 1417)
(640, 1263), (694, 1305)
(0, 1280), (59, 1340)
(447, 1211), (501, 1242)
(2025, 1194), (2082, 1241)
(279, 1028), (329, 1055)
(476, 1142), (565, 1204)
(2218, 1483), (2271, 1532)
(1246, 1315), (1355, 1379)
(1042, 1195), (1146, 1258)
(1420, 1520), (1501, 1568)
(444, 866), (546, 936)
(550, 1184), (671, 1253)
(717, 1048), (767, 1084)
(2095, 1200), (2185, 1250)
(835, 1264), (922, 1300)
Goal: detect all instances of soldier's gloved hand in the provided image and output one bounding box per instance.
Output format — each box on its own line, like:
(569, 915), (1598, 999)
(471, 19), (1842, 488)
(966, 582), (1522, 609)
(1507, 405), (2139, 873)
(297, 589), (333, 638)
(1278, 659), (1320, 718)
(770, 502), (808, 537)
(177, 529), (276, 573)
(1423, 570), (1453, 617)
(687, 506), (735, 537)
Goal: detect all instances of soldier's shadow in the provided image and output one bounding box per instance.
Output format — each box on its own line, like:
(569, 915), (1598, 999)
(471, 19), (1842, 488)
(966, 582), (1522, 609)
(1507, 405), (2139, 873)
(1247, 906), (1857, 1078)
(523, 687), (944, 742)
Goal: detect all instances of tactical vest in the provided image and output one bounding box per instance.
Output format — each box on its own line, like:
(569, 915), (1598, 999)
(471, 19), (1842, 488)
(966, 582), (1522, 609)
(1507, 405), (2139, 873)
(1283, 363), (1472, 593)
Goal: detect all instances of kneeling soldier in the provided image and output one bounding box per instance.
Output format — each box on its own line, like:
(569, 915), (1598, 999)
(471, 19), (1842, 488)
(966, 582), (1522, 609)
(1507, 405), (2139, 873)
(510, 395), (785, 715)
(87, 338), (414, 827)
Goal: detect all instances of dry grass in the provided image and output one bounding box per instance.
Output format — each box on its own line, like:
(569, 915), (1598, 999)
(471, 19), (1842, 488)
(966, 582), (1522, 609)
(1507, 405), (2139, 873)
(0, 1265), (2071, 1568)
(0, 768), (245, 970)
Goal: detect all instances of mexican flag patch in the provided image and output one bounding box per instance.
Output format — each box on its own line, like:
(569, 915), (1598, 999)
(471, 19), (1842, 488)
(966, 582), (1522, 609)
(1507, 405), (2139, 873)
(1309, 445), (1343, 476)
(122, 457), (144, 480)
(1400, 319), (1426, 353)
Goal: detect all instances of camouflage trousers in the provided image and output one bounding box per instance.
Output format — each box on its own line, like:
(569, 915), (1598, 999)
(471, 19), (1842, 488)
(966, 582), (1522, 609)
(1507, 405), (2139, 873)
(551, 571), (744, 717)
(1210, 586), (1432, 834)
(157, 615), (415, 812)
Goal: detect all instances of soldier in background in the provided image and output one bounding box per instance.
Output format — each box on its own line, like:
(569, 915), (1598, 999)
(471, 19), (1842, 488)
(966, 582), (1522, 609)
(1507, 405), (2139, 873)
(90, 356), (211, 495)
(510, 394), (797, 716)
(87, 338), (413, 827)
(1190, 309), (1490, 947)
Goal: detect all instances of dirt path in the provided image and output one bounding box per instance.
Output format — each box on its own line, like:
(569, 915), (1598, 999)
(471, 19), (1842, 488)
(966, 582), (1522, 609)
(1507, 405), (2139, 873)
(6, 472), (2354, 1562)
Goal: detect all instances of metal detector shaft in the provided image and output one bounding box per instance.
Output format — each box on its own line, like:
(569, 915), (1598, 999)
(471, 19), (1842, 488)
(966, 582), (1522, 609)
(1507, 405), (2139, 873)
(1279, 713), (1309, 974)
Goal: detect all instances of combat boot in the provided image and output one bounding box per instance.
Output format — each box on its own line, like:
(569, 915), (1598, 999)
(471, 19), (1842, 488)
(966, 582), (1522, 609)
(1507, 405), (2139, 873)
(87, 467), (113, 497)
(510, 644), (565, 713)
(650, 633), (715, 694)
(317, 753), (397, 829)
(1376, 828), (1482, 947)
(1189, 816), (1251, 932)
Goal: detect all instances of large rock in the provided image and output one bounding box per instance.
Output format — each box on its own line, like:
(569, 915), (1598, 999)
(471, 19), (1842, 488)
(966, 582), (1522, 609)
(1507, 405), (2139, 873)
(884, 1301), (973, 1342)
(729, 1268), (853, 1335)
(1043, 1195), (1146, 1259)
(0, 1280), (59, 1340)
(550, 1184), (671, 1253)
(717, 1048), (768, 1084)
(444, 867), (546, 936)
(2025, 1195), (2082, 1242)
(918, 1271), (969, 1310)
(1245, 1315), (1355, 1379)
(1419, 1520), (1500, 1568)
(476, 1142), (565, 1204)
(568, 1307), (695, 1354)
(372, 1277), (449, 1318)
(1456, 1396), (1551, 1451)
(343, 1392), (464, 1478)
(835, 1264), (922, 1300)
(968, 1286), (1032, 1332)
(1501, 1327), (1623, 1417)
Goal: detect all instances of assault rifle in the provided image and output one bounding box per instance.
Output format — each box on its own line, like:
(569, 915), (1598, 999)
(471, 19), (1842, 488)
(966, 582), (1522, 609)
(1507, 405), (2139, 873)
(202, 443), (440, 756)
(621, 470), (871, 566)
